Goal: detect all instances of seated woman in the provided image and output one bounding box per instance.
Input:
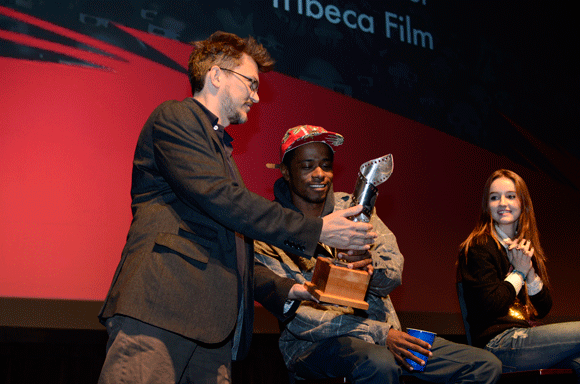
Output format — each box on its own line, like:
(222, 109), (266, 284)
(457, 169), (580, 379)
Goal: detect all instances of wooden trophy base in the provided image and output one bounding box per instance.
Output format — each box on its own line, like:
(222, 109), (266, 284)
(304, 256), (371, 310)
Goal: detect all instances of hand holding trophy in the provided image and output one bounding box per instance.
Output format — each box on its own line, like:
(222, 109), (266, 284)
(305, 154), (393, 310)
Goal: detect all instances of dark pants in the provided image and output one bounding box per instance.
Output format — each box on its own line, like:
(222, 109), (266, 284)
(293, 336), (502, 384)
(98, 315), (232, 384)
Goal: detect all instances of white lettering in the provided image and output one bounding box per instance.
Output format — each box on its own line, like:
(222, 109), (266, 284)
(358, 13), (374, 33)
(326, 5), (341, 24)
(385, 12), (397, 38)
(343, 10), (357, 28)
(273, 0), (375, 34)
(273, 0), (288, 11)
(306, 0), (323, 19)
(385, 11), (433, 50)
(413, 28), (434, 50)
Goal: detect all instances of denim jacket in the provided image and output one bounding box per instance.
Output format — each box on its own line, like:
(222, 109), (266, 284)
(254, 178), (404, 372)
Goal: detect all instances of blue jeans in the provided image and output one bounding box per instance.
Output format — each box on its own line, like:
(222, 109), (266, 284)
(292, 336), (502, 384)
(485, 322), (580, 381)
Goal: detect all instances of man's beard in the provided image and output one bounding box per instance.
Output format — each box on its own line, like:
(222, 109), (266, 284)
(223, 92), (248, 125)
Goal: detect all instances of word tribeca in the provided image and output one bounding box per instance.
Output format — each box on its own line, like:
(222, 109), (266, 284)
(273, 0), (434, 50)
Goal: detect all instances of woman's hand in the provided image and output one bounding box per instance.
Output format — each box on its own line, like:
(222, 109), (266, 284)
(526, 267), (537, 283)
(505, 238), (534, 276)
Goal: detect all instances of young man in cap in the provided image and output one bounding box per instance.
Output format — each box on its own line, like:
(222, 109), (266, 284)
(254, 125), (502, 384)
(98, 32), (376, 384)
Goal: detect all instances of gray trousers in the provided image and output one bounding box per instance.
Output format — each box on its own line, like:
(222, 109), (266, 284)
(98, 315), (232, 384)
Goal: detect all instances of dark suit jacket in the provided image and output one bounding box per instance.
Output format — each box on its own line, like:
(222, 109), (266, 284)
(99, 98), (321, 359)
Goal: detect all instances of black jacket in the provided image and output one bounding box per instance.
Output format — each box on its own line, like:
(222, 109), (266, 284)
(99, 98), (321, 359)
(458, 235), (552, 347)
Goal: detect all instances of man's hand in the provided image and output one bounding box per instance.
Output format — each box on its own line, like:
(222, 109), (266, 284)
(288, 283), (318, 302)
(337, 250), (373, 276)
(320, 205), (377, 250)
(386, 328), (433, 371)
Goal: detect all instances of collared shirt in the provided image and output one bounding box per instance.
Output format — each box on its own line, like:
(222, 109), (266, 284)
(190, 98), (234, 154)
(191, 98), (247, 280)
(190, 98), (250, 359)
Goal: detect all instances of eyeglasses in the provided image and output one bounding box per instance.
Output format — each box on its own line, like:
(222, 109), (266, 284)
(219, 67), (259, 93)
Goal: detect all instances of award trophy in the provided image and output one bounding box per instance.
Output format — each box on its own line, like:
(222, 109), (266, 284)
(305, 154), (394, 310)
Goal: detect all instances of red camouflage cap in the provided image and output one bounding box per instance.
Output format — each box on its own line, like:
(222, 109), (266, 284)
(280, 125), (344, 163)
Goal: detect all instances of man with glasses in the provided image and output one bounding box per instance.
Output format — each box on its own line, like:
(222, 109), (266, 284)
(98, 31), (376, 383)
(219, 67), (260, 93)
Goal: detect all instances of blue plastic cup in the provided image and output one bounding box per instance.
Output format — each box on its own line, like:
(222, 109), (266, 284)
(405, 328), (436, 371)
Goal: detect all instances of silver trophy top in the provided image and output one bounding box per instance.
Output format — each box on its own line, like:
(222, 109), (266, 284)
(350, 154), (393, 222)
(360, 154), (393, 187)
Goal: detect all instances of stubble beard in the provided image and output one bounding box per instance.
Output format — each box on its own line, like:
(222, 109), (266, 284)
(222, 91), (248, 125)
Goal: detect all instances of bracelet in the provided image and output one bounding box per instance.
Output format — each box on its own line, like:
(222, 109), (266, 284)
(512, 269), (526, 281)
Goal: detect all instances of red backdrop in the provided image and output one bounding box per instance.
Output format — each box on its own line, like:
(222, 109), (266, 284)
(1, 8), (578, 323)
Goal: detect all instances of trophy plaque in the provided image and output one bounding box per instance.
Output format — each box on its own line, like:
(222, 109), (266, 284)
(305, 154), (394, 310)
(305, 256), (371, 310)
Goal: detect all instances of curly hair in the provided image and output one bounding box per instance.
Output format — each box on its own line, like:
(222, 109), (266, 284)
(187, 31), (275, 94)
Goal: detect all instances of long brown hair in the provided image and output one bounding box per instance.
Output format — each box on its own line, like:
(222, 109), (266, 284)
(460, 169), (549, 289)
